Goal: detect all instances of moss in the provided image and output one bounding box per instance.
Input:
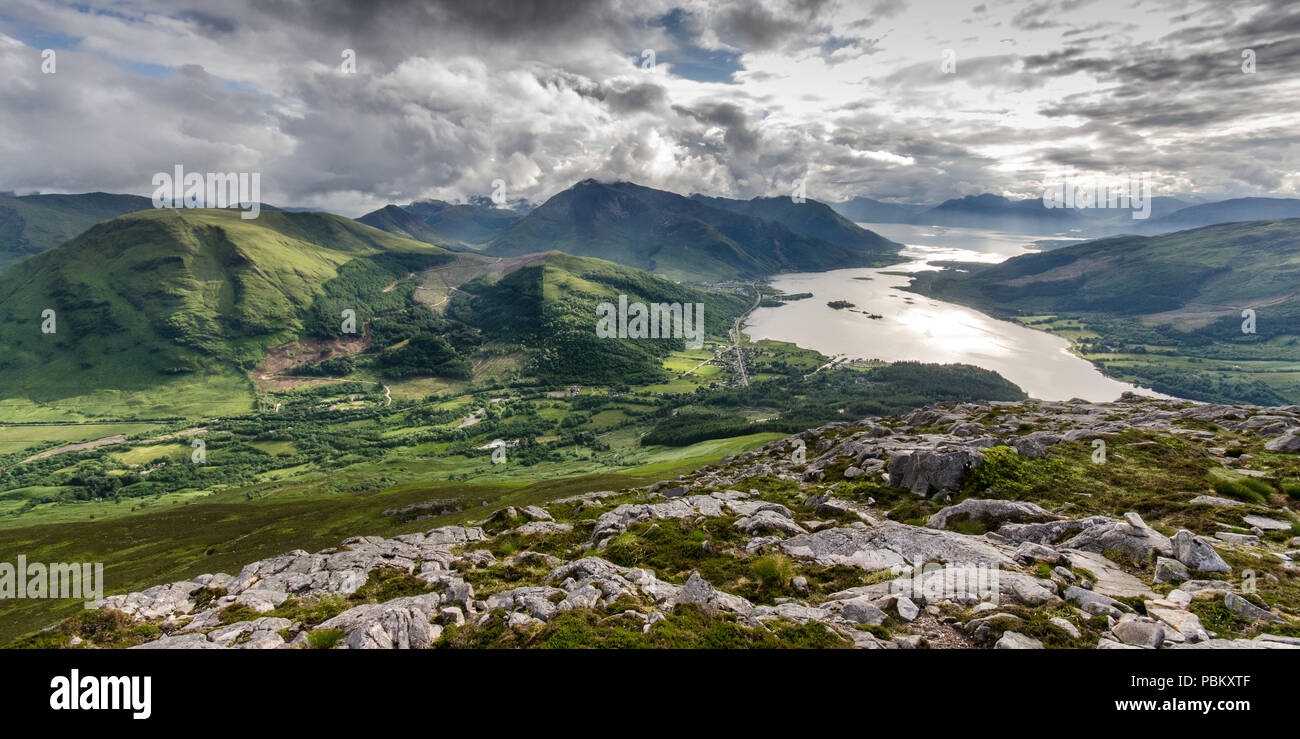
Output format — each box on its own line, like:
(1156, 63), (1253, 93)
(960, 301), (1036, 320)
(347, 567), (434, 603)
(436, 602), (853, 649)
(985, 604), (1098, 649)
(1188, 599), (1252, 639)
(854, 624), (890, 639)
(191, 586), (227, 610)
(460, 561), (553, 597)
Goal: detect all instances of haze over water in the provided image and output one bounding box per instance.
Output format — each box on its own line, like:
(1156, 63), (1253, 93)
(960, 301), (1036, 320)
(743, 223), (1169, 402)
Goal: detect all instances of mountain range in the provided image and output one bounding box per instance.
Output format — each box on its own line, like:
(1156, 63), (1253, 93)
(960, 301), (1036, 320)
(829, 191), (1300, 237)
(480, 180), (900, 281)
(0, 192), (153, 271)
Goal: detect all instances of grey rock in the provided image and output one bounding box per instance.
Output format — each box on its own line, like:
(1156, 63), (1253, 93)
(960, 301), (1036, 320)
(840, 597), (889, 626)
(1060, 515), (1173, 562)
(1172, 530), (1232, 573)
(1188, 495), (1243, 507)
(926, 498), (1054, 531)
(779, 521), (1015, 570)
(1113, 620), (1165, 648)
(995, 631), (1043, 649)
(1225, 592), (1284, 623)
(1243, 515), (1292, 531)
(887, 449), (984, 496)
(1214, 532), (1260, 546)
(1050, 616), (1081, 639)
(1264, 433), (1300, 452)
(1153, 556), (1190, 584)
(1015, 541), (1065, 565)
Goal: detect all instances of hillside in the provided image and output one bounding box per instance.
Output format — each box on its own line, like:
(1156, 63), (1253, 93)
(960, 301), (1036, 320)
(485, 180), (901, 282)
(830, 196), (924, 224)
(447, 252), (750, 384)
(0, 192), (153, 271)
(688, 193), (898, 252)
(356, 204), (455, 246)
(906, 194), (1190, 234)
(16, 394), (1300, 650)
(358, 199), (521, 247)
(1123, 197), (1300, 235)
(908, 219), (1300, 404)
(0, 209), (451, 420)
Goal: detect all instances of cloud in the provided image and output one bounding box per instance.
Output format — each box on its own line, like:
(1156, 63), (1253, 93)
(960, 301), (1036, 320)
(0, 0), (1296, 213)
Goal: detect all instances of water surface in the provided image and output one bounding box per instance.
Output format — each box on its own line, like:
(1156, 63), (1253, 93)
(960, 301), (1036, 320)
(743, 224), (1166, 401)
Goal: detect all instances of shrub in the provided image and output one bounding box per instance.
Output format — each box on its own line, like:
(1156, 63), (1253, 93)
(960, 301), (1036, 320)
(306, 629), (344, 649)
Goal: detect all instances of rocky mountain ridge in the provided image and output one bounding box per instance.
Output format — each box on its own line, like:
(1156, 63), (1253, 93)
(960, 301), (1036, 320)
(26, 394), (1300, 650)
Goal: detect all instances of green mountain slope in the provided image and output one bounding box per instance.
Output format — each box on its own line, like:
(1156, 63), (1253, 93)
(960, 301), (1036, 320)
(448, 252), (749, 384)
(0, 192), (153, 271)
(908, 219), (1300, 404)
(358, 200), (521, 247)
(0, 209), (450, 420)
(688, 193), (899, 252)
(485, 180), (901, 282)
(355, 204), (452, 246)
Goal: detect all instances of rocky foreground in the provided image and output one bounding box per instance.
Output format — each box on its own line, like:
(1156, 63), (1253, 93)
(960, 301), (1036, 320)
(25, 394), (1300, 649)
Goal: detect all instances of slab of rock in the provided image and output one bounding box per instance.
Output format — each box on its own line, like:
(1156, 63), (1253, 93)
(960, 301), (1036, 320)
(925, 498), (1054, 531)
(995, 631), (1043, 649)
(1060, 515), (1172, 563)
(1188, 495), (1243, 507)
(1264, 433), (1300, 452)
(673, 572), (754, 616)
(1050, 616), (1081, 639)
(1243, 515), (1292, 531)
(1172, 530), (1232, 573)
(837, 567), (1057, 608)
(996, 516), (1111, 546)
(734, 509), (807, 536)
(509, 521), (572, 536)
(1063, 585), (1125, 618)
(1214, 532), (1260, 546)
(1063, 549), (1156, 599)
(1015, 541), (1065, 565)
(887, 449), (983, 496)
(1225, 592), (1284, 623)
(839, 597), (888, 626)
(779, 521), (1016, 571)
(1113, 620), (1165, 648)
(1147, 606), (1208, 642)
(896, 596), (920, 621)
(1153, 556), (1190, 584)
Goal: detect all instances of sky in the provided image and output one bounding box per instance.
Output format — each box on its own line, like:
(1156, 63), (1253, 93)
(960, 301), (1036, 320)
(1, 0), (1297, 216)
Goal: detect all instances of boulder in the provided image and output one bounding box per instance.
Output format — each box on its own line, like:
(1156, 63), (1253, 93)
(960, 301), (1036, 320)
(925, 498), (1054, 531)
(887, 449), (984, 496)
(839, 597), (888, 626)
(995, 631), (1043, 649)
(1059, 514), (1172, 563)
(1049, 616), (1081, 639)
(1112, 620), (1165, 648)
(1153, 556), (1190, 584)
(1243, 515), (1292, 531)
(1264, 433), (1300, 452)
(1171, 530), (1231, 573)
(1225, 592), (1284, 623)
(779, 521), (1016, 571)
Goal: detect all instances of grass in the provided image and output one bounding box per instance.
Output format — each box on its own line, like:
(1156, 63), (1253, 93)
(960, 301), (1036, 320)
(436, 601), (853, 649)
(0, 443), (760, 645)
